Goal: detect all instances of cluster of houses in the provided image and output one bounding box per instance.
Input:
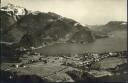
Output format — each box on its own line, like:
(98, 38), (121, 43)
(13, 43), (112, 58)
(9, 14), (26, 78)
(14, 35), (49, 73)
(61, 51), (127, 69)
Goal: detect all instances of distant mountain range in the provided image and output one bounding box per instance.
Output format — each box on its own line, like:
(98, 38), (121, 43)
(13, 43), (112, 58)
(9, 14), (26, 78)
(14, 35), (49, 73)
(88, 21), (127, 32)
(102, 21), (127, 32)
(0, 4), (127, 48)
(87, 21), (127, 38)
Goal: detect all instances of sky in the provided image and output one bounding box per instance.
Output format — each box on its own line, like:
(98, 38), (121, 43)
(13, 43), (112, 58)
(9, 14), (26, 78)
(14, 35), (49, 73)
(1, 0), (127, 25)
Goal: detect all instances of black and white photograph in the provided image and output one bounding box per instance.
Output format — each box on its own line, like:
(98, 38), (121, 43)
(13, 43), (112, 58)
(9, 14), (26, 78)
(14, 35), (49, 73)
(0, 0), (127, 83)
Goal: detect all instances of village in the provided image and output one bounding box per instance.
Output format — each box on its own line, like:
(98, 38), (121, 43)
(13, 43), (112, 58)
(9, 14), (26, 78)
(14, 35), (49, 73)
(1, 43), (128, 82)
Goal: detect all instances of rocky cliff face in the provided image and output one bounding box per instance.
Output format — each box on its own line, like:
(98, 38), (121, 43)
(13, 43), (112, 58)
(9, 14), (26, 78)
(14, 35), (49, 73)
(1, 4), (95, 48)
(0, 4), (29, 43)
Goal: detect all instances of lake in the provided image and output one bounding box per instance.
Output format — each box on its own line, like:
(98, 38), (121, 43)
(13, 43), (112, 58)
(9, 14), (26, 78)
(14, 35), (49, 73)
(36, 30), (127, 55)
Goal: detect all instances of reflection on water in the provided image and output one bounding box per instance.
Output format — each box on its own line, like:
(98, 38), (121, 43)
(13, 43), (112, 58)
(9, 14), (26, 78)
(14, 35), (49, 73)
(37, 31), (127, 55)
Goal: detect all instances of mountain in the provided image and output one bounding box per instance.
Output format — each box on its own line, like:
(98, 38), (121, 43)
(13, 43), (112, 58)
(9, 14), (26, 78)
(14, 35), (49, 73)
(0, 4), (29, 34)
(88, 21), (127, 39)
(102, 21), (127, 32)
(0, 4), (95, 48)
(89, 21), (127, 33)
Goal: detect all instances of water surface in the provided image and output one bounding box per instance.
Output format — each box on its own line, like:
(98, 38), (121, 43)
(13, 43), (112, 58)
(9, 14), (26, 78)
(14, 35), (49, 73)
(37, 30), (127, 55)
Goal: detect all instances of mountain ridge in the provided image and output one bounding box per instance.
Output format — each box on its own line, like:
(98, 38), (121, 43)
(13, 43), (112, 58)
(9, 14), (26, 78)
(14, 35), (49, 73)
(0, 4), (95, 48)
